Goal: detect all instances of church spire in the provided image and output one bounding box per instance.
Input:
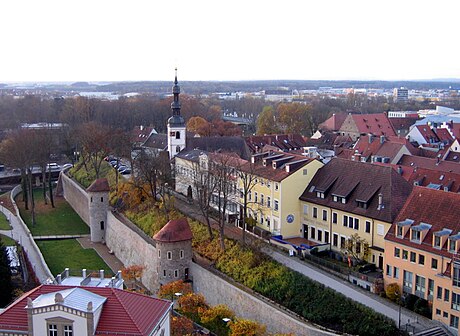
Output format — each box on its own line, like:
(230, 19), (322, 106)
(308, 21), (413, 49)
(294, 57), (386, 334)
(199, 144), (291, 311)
(171, 67), (181, 116)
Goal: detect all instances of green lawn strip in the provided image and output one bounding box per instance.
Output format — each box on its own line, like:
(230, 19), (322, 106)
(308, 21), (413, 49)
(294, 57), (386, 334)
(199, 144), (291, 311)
(69, 161), (117, 189)
(0, 213), (10, 230)
(0, 234), (16, 246)
(36, 239), (111, 277)
(17, 189), (89, 236)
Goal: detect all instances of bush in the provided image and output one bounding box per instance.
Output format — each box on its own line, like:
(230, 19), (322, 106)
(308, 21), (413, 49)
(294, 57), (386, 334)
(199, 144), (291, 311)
(385, 283), (400, 302)
(414, 298), (431, 318)
(404, 294), (418, 311)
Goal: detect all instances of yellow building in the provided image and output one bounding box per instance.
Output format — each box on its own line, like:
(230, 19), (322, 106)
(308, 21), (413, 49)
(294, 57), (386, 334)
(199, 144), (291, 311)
(238, 152), (323, 237)
(385, 187), (460, 333)
(299, 158), (412, 268)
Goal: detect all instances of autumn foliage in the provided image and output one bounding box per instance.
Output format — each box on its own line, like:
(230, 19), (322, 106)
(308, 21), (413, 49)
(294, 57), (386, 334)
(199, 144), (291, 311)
(171, 315), (194, 336)
(157, 280), (193, 300)
(385, 283), (401, 302)
(229, 319), (267, 336)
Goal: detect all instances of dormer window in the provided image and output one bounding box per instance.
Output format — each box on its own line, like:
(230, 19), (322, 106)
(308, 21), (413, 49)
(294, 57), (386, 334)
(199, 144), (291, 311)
(397, 226), (403, 238)
(449, 240), (457, 253)
(333, 195), (346, 203)
(411, 230), (421, 242)
(356, 200), (367, 209)
(316, 191), (325, 199)
(434, 236), (441, 248)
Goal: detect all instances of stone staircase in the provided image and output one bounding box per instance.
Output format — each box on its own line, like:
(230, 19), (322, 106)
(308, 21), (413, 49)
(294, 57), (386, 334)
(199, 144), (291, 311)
(414, 326), (451, 336)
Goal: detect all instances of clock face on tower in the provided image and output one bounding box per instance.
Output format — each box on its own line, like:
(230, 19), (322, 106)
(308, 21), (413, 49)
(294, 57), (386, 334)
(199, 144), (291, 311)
(286, 214), (294, 223)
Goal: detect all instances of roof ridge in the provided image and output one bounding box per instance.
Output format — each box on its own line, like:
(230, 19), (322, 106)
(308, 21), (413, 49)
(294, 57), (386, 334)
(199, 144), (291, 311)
(111, 288), (143, 334)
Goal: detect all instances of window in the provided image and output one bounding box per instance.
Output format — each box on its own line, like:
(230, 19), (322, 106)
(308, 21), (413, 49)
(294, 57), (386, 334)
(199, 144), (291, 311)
(415, 275), (426, 297)
(348, 216), (353, 228)
(303, 168), (308, 175)
(260, 194), (264, 205)
(176, 146), (180, 153)
(317, 230), (323, 242)
(322, 210), (327, 221)
(163, 270), (166, 277)
(255, 192), (258, 203)
(100, 221), (104, 230)
(310, 227), (316, 240)
(365, 221), (371, 233)
(445, 289), (451, 302)
(428, 279), (434, 298)
(394, 247), (400, 258)
(333, 233), (338, 247)
(167, 251), (172, 260)
(313, 207), (318, 218)
(411, 230), (421, 242)
(332, 212), (337, 224)
(249, 191), (252, 201)
(418, 254), (425, 265)
(303, 204), (308, 215)
(354, 218), (359, 230)
(174, 269), (179, 278)
(386, 264), (392, 276)
(454, 264), (460, 287)
(443, 311), (449, 318)
(266, 217), (270, 228)
(316, 191), (325, 198)
(402, 250), (408, 260)
(449, 239), (457, 253)
(180, 250), (184, 259)
(64, 325), (73, 336)
(434, 235), (441, 248)
(101, 197), (104, 202)
(397, 225), (403, 237)
(452, 292), (460, 311)
(436, 309), (441, 316)
(158, 250), (161, 258)
(377, 224), (384, 236)
(432, 258), (438, 270)
(343, 215), (348, 227)
(267, 197), (271, 208)
(450, 315), (459, 329)
(340, 236), (346, 249)
(394, 267), (399, 279)
(403, 270), (413, 291)
(48, 324), (58, 336)
(260, 216), (264, 224)
(410, 252), (416, 263)
(175, 131), (180, 139)
(275, 183), (279, 191)
(324, 231), (330, 243)
(437, 286), (443, 299)
(274, 200), (279, 211)
(90, 197), (93, 202)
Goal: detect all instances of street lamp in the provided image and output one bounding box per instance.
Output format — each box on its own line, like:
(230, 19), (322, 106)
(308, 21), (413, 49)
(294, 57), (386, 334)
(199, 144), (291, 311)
(395, 291), (403, 329)
(222, 318), (231, 323)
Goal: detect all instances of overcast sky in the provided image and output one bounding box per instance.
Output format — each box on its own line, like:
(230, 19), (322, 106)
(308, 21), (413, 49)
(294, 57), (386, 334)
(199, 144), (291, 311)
(2, 0), (459, 82)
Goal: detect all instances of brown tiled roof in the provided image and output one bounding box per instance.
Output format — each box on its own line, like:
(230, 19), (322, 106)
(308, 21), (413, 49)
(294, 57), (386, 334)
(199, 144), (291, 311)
(240, 152), (317, 182)
(388, 117), (419, 133)
(385, 187), (460, 258)
(153, 218), (192, 243)
(0, 284), (171, 336)
(188, 136), (252, 160)
(304, 132), (353, 150)
(445, 151), (460, 163)
(405, 167), (460, 193)
(398, 154), (460, 174)
(142, 133), (167, 150)
(245, 134), (306, 153)
(86, 178), (110, 192)
(300, 158), (412, 223)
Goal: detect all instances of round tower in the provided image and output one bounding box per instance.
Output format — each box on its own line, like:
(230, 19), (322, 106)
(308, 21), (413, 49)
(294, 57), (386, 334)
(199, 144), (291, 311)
(153, 218), (193, 287)
(86, 178), (110, 243)
(167, 68), (186, 159)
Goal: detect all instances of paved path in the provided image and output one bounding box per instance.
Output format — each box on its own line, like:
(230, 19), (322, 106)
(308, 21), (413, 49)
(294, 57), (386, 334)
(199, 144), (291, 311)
(171, 192), (443, 334)
(0, 206), (51, 284)
(77, 236), (124, 273)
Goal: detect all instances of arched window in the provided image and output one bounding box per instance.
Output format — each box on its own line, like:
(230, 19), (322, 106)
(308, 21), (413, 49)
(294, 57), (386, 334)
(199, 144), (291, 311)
(176, 131), (180, 139)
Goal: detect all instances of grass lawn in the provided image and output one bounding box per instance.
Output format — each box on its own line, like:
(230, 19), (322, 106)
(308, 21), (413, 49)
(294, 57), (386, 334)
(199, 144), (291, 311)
(0, 234), (15, 246)
(0, 213), (10, 230)
(17, 189), (89, 236)
(36, 239), (111, 276)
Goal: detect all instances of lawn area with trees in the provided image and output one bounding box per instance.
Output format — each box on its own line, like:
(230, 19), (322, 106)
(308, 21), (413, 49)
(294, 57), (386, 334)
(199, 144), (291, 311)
(36, 239), (111, 276)
(0, 213), (10, 230)
(17, 189), (89, 236)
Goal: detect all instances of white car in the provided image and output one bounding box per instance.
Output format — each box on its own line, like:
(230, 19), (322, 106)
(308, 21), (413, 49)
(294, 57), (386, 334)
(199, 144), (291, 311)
(46, 163), (61, 171)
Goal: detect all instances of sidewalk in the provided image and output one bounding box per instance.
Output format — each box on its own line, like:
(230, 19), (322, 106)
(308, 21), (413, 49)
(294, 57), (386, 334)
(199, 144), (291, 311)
(172, 193), (442, 334)
(77, 236), (124, 273)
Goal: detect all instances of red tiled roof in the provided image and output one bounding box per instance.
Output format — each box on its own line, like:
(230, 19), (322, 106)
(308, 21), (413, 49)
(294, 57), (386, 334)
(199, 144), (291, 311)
(388, 117), (419, 132)
(398, 154), (460, 174)
(385, 187), (460, 258)
(0, 285), (171, 336)
(153, 218), (192, 243)
(86, 178), (110, 192)
(445, 151), (460, 163)
(131, 126), (155, 144)
(245, 134), (306, 153)
(435, 128), (453, 143)
(405, 167), (460, 193)
(351, 113), (396, 137)
(413, 125), (438, 143)
(318, 113), (347, 131)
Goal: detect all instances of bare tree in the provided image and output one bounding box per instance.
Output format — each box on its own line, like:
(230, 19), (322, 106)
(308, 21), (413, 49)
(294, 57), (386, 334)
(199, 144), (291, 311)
(236, 160), (259, 244)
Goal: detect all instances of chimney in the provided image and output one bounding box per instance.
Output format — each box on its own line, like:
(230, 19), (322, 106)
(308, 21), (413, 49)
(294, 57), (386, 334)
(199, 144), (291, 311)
(100, 270), (105, 280)
(65, 268), (69, 278)
(380, 135), (385, 144)
(82, 269), (87, 278)
(368, 134), (373, 144)
(56, 274), (61, 284)
(397, 166), (403, 175)
(377, 193), (384, 210)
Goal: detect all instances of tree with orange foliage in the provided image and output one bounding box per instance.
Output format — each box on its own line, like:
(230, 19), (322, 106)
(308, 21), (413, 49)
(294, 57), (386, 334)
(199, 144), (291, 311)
(229, 318), (266, 336)
(158, 280), (193, 300)
(187, 116), (211, 136)
(171, 315), (194, 336)
(177, 293), (209, 321)
(121, 265), (145, 290)
(199, 304), (235, 336)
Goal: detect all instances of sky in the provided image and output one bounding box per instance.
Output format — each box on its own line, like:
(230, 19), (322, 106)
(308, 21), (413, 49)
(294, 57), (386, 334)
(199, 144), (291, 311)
(1, 0), (460, 82)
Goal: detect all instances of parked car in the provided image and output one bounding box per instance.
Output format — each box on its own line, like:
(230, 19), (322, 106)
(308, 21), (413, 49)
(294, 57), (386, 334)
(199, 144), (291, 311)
(117, 165), (128, 172)
(358, 263), (376, 274)
(61, 163), (73, 170)
(120, 168), (131, 175)
(46, 163), (61, 171)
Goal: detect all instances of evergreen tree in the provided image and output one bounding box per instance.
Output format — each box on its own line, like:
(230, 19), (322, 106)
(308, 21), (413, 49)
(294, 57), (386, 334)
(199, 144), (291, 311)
(0, 237), (13, 307)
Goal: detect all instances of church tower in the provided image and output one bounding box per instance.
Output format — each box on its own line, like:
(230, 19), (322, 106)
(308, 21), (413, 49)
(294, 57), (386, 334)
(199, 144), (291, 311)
(167, 68), (186, 159)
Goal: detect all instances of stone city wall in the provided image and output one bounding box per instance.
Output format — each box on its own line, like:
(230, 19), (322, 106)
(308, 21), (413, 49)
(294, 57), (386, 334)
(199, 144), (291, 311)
(60, 173), (90, 225)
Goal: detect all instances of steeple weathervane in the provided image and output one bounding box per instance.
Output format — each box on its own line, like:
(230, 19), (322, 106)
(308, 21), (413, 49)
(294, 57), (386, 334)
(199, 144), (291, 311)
(171, 67), (181, 116)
